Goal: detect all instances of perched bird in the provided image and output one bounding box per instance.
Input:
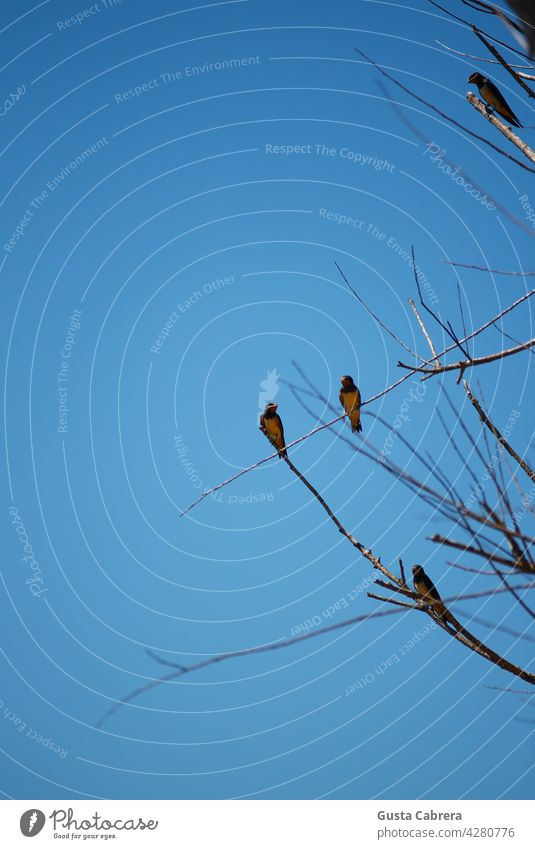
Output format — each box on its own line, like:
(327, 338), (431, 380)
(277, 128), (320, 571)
(467, 72), (522, 127)
(339, 375), (362, 433)
(412, 565), (448, 620)
(260, 402), (287, 458)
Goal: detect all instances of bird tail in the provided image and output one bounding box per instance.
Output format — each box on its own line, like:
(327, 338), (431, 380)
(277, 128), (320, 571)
(351, 420), (363, 434)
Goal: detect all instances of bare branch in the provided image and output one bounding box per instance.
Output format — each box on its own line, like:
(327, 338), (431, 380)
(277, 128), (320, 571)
(399, 337), (535, 377)
(430, 534), (532, 572)
(428, 0), (532, 60)
(96, 605), (410, 728)
(456, 608), (535, 643)
(473, 26), (535, 97)
(443, 262), (535, 276)
(435, 40), (535, 77)
(367, 592), (418, 610)
(278, 449), (400, 586)
(464, 380), (535, 484)
(466, 93), (535, 164)
(97, 581), (535, 727)
(370, 584), (535, 681)
(408, 298), (440, 365)
(411, 246), (470, 359)
(179, 411), (348, 517)
(335, 262), (422, 361)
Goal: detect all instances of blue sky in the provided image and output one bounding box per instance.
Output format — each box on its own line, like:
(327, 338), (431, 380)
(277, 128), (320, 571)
(1, 0), (534, 800)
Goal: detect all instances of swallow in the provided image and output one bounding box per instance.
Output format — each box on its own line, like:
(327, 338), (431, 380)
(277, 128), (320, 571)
(412, 565), (448, 620)
(467, 72), (522, 127)
(260, 402), (287, 458)
(339, 375), (362, 433)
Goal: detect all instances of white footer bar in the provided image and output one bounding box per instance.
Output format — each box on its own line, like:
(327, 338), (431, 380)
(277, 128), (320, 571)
(1, 800), (532, 847)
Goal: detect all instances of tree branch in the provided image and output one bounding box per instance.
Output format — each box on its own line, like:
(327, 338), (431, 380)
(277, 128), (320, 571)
(97, 581), (535, 728)
(466, 92), (535, 164)
(443, 262), (535, 277)
(473, 26), (535, 97)
(399, 337), (535, 378)
(408, 298), (440, 366)
(464, 380), (535, 484)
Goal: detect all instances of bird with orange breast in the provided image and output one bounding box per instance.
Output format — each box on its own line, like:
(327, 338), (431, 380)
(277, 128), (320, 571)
(339, 375), (362, 434)
(259, 402), (287, 458)
(412, 565), (448, 621)
(467, 72), (522, 127)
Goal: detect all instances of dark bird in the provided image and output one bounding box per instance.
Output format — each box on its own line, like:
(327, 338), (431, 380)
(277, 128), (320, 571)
(260, 402), (287, 458)
(467, 72), (522, 127)
(412, 565), (448, 620)
(339, 375), (362, 433)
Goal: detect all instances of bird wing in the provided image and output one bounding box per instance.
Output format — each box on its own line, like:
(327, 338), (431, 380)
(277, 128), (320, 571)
(482, 81), (521, 125)
(423, 575), (442, 604)
(274, 413), (285, 448)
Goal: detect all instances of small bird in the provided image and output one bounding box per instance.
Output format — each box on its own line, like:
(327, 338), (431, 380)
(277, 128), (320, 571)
(260, 402), (287, 458)
(467, 72), (522, 127)
(412, 565), (448, 620)
(339, 375), (362, 433)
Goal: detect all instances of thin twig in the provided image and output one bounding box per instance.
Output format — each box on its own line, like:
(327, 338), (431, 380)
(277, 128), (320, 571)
(411, 246), (470, 359)
(278, 451), (399, 586)
(408, 298), (440, 365)
(96, 605), (409, 728)
(435, 40), (535, 77)
(335, 262), (422, 361)
(464, 380), (535, 484)
(428, 0), (532, 61)
(367, 592), (418, 610)
(456, 608), (535, 643)
(179, 411), (347, 517)
(430, 534), (530, 571)
(443, 262), (535, 276)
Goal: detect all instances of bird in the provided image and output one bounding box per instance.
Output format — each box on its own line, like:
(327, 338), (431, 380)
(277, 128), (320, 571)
(259, 402), (287, 458)
(339, 375), (362, 433)
(412, 565), (448, 620)
(467, 72), (522, 127)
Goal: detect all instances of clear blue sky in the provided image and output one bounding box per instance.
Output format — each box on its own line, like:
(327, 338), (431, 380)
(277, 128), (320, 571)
(1, 0), (534, 800)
